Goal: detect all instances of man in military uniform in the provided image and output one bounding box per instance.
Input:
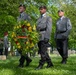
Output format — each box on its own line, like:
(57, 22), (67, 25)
(36, 6), (53, 70)
(55, 10), (72, 64)
(17, 4), (32, 68)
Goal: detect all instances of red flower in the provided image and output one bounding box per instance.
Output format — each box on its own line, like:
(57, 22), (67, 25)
(22, 29), (25, 32)
(15, 41), (18, 44)
(21, 25), (25, 29)
(25, 42), (26, 44)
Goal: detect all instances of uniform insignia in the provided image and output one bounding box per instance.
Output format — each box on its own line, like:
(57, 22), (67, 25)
(44, 15), (46, 17)
(49, 18), (52, 22)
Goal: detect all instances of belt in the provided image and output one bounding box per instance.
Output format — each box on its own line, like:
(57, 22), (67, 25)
(40, 28), (46, 31)
(57, 31), (66, 33)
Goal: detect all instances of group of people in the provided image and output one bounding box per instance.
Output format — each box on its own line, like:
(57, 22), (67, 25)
(17, 4), (72, 70)
(0, 32), (9, 57)
(0, 4), (72, 70)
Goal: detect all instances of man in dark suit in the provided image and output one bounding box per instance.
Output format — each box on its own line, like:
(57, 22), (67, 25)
(17, 4), (32, 68)
(55, 10), (72, 64)
(36, 6), (53, 70)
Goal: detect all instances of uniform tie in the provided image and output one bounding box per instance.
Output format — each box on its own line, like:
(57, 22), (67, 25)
(20, 14), (22, 18)
(41, 15), (43, 18)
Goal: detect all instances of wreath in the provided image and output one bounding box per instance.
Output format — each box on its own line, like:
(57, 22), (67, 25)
(11, 21), (38, 54)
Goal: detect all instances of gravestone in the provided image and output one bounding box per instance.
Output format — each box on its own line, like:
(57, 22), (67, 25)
(0, 55), (6, 60)
(68, 50), (72, 56)
(53, 50), (59, 56)
(71, 50), (76, 54)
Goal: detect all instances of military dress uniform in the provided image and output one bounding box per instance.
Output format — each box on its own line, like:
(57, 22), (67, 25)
(17, 12), (30, 21)
(36, 13), (53, 69)
(17, 12), (32, 67)
(55, 16), (72, 64)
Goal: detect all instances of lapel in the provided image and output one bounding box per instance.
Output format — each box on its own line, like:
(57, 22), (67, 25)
(57, 16), (66, 25)
(37, 14), (47, 23)
(57, 18), (61, 25)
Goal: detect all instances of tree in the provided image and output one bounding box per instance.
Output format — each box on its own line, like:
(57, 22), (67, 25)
(0, 0), (24, 37)
(48, 0), (76, 49)
(0, 0), (76, 49)
(0, 0), (49, 37)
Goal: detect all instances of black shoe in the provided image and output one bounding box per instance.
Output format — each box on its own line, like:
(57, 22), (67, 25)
(25, 59), (32, 67)
(61, 61), (67, 64)
(35, 65), (43, 70)
(61, 58), (67, 64)
(17, 65), (24, 68)
(46, 64), (53, 68)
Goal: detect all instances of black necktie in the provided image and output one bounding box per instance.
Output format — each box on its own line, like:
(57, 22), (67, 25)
(41, 15), (43, 18)
(20, 14), (21, 18)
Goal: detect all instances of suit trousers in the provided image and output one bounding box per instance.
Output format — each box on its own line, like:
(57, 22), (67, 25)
(56, 39), (68, 59)
(38, 41), (53, 66)
(4, 48), (8, 57)
(0, 49), (3, 55)
(18, 50), (31, 66)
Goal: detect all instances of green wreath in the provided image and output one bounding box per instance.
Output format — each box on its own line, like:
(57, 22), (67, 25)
(11, 21), (38, 54)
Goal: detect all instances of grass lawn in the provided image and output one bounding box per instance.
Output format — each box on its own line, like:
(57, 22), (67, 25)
(0, 54), (76, 75)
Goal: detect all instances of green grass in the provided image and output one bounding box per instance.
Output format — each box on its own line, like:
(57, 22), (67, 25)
(0, 54), (76, 75)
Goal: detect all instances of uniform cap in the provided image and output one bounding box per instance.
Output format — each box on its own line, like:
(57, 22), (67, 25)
(19, 4), (26, 9)
(58, 10), (64, 12)
(39, 6), (47, 10)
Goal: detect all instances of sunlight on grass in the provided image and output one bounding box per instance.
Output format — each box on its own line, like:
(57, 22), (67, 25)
(0, 69), (14, 75)
(0, 55), (76, 75)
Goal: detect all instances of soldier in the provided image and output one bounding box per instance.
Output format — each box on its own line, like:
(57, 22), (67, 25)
(36, 6), (53, 70)
(55, 10), (72, 64)
(17, 4), (32, 68)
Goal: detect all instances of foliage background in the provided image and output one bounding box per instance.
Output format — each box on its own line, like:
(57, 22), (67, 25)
(0, 0), (76, 49)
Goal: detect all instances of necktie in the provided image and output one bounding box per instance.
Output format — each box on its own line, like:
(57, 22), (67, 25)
(20, 14), (21, 18)
(41, 15), (43, 18)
